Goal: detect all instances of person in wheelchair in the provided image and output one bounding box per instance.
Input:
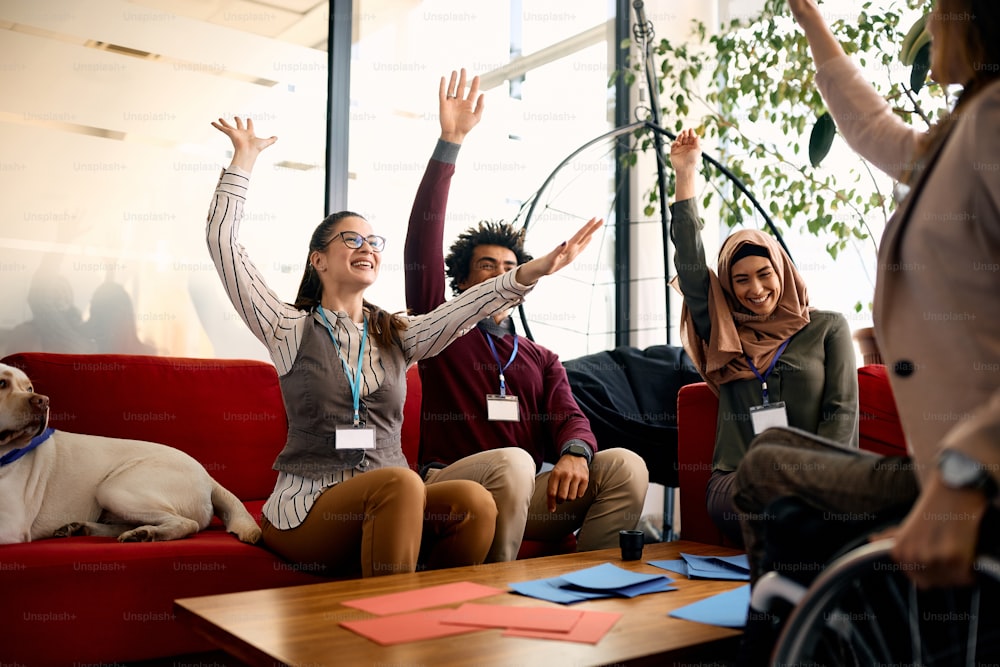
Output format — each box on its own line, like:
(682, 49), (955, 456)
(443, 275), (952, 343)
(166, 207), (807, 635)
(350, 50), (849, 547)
(731, 0), (1000, 663)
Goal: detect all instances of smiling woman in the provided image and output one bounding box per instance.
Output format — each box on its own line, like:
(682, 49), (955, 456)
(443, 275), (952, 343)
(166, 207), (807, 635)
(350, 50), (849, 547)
(666, 127), (860, 546)
(203, 115), (602, 580)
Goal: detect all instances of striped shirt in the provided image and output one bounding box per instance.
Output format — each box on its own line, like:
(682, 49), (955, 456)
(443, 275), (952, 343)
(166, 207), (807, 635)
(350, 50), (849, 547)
(207, 167), (533, 528)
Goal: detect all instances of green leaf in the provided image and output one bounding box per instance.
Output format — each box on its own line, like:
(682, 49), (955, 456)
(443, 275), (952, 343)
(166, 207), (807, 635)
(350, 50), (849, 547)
(910, 42), (931, 93)
(808, 112), (836, 167)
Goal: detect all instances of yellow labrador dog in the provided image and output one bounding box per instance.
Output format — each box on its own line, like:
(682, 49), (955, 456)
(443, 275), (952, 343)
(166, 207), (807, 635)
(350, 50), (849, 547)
(0, 363), (261, 545)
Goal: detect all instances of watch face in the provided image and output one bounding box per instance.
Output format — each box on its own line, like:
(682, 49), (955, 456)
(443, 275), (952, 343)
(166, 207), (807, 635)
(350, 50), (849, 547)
(941, 451), (984, 487)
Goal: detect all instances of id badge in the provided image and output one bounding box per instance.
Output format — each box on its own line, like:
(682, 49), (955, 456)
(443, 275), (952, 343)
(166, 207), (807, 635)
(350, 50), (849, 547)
(749, 401), (788, 435)
(486, 394), (520, 422)
(335, 425), (376, 449)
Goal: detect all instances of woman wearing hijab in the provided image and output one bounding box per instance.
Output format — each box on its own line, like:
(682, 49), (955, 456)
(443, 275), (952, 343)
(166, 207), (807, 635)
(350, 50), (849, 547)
(667, 128), (859, 545)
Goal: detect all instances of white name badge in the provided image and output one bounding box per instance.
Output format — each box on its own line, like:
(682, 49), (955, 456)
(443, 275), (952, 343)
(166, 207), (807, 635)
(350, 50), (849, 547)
(749, 401), (788, 435)
(486, 394), (520, 422)
(335, 425), (376, 449)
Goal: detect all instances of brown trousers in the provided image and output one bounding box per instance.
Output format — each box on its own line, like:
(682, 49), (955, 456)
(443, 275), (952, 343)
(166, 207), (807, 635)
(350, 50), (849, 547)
(261, 467), (497, 578)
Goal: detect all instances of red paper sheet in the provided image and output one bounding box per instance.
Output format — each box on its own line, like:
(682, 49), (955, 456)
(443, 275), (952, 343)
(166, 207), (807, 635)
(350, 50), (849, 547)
(503, 610), (623, 644)
(341, 581), (504, 615)
(440, 603), (583, 632)
(340, 609), (483, 646)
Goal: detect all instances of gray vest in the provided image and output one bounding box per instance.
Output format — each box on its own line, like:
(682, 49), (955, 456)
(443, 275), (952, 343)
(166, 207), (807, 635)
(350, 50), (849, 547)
(273, 313), (409, 479)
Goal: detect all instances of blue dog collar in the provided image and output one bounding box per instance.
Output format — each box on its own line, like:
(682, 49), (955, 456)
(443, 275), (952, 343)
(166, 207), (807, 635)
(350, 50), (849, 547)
(0, 427), (55, 467)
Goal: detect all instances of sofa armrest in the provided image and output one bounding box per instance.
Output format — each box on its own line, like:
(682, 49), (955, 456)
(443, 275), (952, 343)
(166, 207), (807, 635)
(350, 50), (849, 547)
(401, 365), (421, 472)
(857, 364), (907, 457)
(676, 382), (729, 546)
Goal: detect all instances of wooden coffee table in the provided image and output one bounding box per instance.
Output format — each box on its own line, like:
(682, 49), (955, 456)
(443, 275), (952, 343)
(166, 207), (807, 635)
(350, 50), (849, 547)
(175, 540), (746, 666)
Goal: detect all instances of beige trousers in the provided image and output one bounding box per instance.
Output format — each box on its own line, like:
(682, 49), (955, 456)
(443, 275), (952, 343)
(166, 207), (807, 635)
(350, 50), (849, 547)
(427, 447), (649, 561)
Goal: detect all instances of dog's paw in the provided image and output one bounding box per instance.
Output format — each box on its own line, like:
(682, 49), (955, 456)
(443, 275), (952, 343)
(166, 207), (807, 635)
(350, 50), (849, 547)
(230, 523), (263, 545)
(53, 522), (91, 538)
(119, 527), (155, 542)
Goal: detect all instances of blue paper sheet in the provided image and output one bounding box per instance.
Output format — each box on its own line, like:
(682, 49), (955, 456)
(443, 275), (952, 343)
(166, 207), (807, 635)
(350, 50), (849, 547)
(648, 553), (750, 581)
(668, 584), (751, 628)
(559, 563), (670, 590)
(509, 578), (607, 604)
(510, 563), (675, 604)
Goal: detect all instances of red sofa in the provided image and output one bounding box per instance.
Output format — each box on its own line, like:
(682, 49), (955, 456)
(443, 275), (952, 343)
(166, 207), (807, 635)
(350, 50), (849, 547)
(0, 352), (567, 666)
(676, 364), (908, 546)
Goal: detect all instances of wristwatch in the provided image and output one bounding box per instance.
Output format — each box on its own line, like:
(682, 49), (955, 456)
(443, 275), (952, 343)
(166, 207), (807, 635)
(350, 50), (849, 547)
(937, 449), (999, 500)
(561, 441), (593, 464)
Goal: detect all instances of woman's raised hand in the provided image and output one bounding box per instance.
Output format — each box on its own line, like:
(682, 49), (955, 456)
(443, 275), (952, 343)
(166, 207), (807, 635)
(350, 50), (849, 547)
(515, 217), (604, 285)
(211, 117), (277, 172)
(439, 68), (484, 144)
(786, 0), (821, 24)
(668, 128), (701, 173)
(784, 0), (845, 67)
(669, 128), (701, 201)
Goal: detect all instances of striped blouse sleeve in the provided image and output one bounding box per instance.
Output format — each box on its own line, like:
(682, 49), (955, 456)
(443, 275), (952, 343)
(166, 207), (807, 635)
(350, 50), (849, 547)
(206, 168), (308, 376)
(400, 269), (533, 364)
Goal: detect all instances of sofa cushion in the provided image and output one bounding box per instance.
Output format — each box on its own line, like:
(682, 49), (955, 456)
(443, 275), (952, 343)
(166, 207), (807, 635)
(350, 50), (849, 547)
(1, 353), (287, 501)
(0, 527), (323, 665)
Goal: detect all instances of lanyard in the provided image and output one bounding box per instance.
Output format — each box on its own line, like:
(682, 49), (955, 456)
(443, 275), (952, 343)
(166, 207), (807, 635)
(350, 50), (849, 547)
(484, 331), (519, 397)
(317, 308), (368, 426)
(745, 339), (790, 406)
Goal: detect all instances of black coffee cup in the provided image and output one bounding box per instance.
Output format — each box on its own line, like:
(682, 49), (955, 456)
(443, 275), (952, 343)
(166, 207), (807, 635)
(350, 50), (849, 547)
(619, 529), (644, 561)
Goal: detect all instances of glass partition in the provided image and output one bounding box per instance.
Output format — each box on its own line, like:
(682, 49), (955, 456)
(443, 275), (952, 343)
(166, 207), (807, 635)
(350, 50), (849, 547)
(0, 0), (619, 361)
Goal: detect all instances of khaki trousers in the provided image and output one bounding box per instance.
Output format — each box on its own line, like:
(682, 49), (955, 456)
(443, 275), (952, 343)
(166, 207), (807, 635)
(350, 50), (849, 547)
(428, 447), (649, 561)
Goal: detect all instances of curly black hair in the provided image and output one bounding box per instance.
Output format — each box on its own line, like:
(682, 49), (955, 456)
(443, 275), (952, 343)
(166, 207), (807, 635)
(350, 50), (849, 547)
(444, 220), (533, 294)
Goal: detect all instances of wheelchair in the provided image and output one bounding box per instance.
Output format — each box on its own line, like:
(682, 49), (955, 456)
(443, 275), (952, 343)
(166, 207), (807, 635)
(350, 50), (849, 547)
(751, 538), (1000, 666)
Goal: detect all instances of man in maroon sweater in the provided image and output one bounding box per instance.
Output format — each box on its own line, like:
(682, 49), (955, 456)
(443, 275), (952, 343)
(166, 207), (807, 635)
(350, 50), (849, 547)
(404, 70), (648, 562)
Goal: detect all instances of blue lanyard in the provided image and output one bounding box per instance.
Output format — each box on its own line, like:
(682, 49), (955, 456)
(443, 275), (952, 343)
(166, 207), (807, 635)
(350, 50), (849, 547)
(484, 331), (519, 397)
(745, 339), (790, 406)
(317, 308), (368, 426)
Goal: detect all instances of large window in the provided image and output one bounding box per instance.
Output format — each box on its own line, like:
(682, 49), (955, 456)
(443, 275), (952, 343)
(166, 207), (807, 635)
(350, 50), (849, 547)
(349, 1), (619, 357)
(0, 0), (621, 362)
(0, 0), (329, 361)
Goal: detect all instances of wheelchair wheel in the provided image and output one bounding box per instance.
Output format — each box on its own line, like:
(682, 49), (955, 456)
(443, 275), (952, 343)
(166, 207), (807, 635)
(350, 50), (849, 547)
(771, 539), (1000, 666)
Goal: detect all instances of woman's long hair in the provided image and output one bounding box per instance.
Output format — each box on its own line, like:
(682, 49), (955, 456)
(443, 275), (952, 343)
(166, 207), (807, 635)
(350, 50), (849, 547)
(909, 0), (1000, 177)
(292, 211), (407, 348)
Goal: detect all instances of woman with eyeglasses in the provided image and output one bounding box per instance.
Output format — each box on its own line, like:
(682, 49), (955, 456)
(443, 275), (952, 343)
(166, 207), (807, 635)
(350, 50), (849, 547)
(207, 117), (602, 577)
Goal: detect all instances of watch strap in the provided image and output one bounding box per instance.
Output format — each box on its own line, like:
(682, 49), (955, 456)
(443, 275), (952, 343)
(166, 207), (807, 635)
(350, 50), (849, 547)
(560, 440), (594, 465)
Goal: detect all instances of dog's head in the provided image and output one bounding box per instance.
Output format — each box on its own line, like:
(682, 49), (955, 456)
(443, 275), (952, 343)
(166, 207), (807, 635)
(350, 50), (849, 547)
(0, 363), (50, 448)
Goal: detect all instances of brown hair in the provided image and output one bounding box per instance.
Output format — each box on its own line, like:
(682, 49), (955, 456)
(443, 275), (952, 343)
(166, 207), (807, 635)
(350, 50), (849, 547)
(292, 211), (407, 348)
(910, 0), (1000, 177)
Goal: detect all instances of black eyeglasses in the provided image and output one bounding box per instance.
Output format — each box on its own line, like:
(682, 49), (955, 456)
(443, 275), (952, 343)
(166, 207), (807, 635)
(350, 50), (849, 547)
(336, 231), (386, 252)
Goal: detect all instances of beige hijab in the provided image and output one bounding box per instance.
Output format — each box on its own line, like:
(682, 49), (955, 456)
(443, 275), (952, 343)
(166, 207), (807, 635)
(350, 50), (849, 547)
(679, 229), (811, 394)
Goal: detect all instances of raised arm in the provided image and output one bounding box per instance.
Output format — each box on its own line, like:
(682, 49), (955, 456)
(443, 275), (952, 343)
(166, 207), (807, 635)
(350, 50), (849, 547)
(667, 129), (713, 342)
(404, 69), (485, 314)
(402, 216), (604, 364)
(787, 0), (920, 179)
(206, 117), (306, 375)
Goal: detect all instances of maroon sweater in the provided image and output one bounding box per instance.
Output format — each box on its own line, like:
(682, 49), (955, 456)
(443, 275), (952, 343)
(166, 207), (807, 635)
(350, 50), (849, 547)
(404, 142), (597, 470)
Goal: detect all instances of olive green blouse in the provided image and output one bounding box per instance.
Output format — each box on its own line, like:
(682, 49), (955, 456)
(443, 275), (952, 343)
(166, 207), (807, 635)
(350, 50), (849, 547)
(670, 198), (860, 471)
